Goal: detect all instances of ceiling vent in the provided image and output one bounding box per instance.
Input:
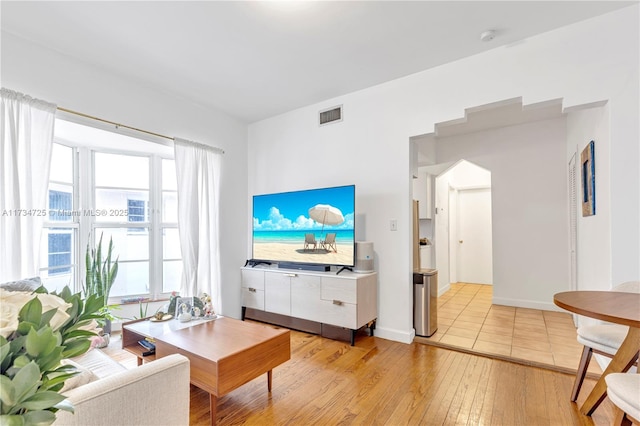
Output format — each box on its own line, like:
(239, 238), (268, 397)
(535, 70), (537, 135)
(319, 105), (343, 126)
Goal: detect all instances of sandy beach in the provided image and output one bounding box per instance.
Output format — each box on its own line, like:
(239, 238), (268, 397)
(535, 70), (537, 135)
(253, 242), (354, 265)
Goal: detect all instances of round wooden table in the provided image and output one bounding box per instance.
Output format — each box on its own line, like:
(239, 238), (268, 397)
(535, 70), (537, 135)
(554, 291), (640, 416)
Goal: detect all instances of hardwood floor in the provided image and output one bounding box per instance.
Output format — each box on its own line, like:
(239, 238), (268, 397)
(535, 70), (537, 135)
(105, 327), (615, 425)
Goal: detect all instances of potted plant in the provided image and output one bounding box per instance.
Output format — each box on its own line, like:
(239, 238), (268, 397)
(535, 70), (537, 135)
(83, 232), (119, 336)
(0, 285), (104, 425)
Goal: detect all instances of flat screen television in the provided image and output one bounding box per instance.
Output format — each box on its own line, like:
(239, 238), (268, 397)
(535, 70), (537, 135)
(251, 184), (355, 269)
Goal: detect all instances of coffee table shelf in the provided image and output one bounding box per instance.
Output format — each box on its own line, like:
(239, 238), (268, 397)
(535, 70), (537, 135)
(122, 316), (218, 365)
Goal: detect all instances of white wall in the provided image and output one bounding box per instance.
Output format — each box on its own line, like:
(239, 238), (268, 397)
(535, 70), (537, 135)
(433, 160), (492, 289)
(448, 161), (491, 189)
(567, 105), (611, 293)
(437, 118), (568, 310)
(1, 32), (249, 319)
(567, 104), (611, 327)
(248, 6), (639, 342)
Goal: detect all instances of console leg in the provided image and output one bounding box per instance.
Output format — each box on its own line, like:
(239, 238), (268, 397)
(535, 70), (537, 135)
(241, 306), (246, 321)
(267, 369), (273, 392)
(209, 393), (217, 426)
(350, 329), (356, 346)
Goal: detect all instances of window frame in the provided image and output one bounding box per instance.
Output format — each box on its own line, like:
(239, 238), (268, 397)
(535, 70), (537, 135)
(40, 123), (181, 303)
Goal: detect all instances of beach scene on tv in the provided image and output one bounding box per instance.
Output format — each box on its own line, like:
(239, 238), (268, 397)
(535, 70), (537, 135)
(252, 185), (355, 266)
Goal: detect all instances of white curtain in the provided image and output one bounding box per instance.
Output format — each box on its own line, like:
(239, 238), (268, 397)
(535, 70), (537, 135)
(0, 88), (56, 282)
(174, 137), (222, 313)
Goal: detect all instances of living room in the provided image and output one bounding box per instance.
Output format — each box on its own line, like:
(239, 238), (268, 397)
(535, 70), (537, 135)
(2, 2), (639, 425)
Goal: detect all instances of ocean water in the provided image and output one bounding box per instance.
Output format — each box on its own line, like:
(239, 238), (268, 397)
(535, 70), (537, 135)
(253, 229), (354, 244)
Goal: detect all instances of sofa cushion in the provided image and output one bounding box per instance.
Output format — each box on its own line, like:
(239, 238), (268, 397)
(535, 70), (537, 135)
(60, 359), (99, 392)
(69, 348), (127, 380)
(0, 277), (41, 292)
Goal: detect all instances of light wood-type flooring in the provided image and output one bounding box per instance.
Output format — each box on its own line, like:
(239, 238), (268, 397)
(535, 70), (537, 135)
(104, 322), (615, 425)
(416, 283), (602, 377)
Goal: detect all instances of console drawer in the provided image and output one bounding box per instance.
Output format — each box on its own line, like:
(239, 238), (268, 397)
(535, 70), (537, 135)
(318, 298), (356, 329)
(242, 287), (264, 310)
(241, 269), (265, 291)
(321, 277), (356, 304)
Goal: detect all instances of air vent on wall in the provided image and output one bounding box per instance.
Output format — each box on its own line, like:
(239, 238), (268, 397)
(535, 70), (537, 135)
(319, 105), (343, 126)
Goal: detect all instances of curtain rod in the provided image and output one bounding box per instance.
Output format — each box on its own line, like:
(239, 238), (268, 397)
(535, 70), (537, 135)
(57, 107), (173, 141)
(56, 107), (225, 154)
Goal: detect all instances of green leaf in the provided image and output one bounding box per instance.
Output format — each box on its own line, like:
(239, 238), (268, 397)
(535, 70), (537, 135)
(25, 327), (57, 358)
(0, 374), (16, 407)
(61, 340), (90, 359)
(22, 409), (57, 426)
(83, 294), (102, 316)
(0, 340), (10, 364)
(35, 347), (64, 373)
(12, 362), (41, 407)
(12, 355), (32, 369)
(20, 391), (66, 411)
(19, 297), (43, 326)
(16, 322), (38, 336)
(40, 371), (77, 391)
(60, 330), (95, 340)
(58, 286), (72, 302)
(37, 310), (56, 331)
(0, 414), (26, 426)
(33, 285), (48, 294)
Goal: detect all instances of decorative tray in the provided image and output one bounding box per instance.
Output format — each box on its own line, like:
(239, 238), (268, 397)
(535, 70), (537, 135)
(149, 314), (173, 322)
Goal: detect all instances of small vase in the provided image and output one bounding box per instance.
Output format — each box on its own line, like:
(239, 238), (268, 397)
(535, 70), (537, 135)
(102, 318), (112, 335)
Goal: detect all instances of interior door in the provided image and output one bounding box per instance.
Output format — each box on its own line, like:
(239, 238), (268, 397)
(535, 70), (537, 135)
(457, 188), (493, 284)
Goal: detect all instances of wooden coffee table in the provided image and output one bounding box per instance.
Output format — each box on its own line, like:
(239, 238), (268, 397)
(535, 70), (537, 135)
(123, 317), (290, 425)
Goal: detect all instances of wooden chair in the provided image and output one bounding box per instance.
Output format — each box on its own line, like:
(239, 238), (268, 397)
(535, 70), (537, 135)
(605, 373), (640, 426)
(571, 281), (640, 402)
(304, 233), (317, 251)
(321, 233), (337, 253)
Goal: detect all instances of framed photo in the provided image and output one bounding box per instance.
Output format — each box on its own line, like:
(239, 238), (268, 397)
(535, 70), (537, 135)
(174, 297), (195, 317)
(581, 140), (596, 216)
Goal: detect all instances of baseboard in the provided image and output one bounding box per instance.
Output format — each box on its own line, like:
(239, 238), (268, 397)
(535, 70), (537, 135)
(438, 283), (451, 297)
(374, 326), (415, 344)
(492, 296), (563, 312)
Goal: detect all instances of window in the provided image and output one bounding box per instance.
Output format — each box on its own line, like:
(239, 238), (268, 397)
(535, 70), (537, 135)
(41, 143), (77, 293)
(40, 119), (181, 301)
(127, 199), (146, 223)
(48, 232), (71, 274)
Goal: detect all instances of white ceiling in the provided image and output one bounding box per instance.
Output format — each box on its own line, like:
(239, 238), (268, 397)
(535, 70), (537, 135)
(1, 1), (634, 123)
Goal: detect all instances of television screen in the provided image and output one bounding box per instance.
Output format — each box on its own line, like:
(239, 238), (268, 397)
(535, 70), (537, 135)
(252, 185), (355, 267)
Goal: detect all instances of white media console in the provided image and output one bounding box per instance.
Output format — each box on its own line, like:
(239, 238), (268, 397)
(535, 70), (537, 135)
(240, 266), (378, 345)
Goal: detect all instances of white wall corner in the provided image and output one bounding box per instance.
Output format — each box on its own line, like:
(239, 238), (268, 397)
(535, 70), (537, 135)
(438, 283), (451, 297)
(374, 326), (415, 344)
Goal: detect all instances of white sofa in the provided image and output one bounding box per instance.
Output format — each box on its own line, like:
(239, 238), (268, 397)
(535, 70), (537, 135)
(53, 349), (190, 426)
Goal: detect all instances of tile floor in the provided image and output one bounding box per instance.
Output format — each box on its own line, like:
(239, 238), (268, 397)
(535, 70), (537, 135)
(417, 283), (602, 375)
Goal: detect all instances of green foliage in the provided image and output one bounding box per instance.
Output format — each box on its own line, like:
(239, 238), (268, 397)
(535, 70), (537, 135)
(0, 286), (102, 425)
(83, 232), (119, 318)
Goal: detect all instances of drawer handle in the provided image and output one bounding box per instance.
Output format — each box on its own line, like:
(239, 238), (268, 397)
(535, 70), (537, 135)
(333, 300), (343, 306)
(284, 273), (297, 277)
(249, 288), (257, 293)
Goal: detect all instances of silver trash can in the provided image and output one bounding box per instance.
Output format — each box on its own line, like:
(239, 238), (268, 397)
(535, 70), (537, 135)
(414, 268), (438, 337)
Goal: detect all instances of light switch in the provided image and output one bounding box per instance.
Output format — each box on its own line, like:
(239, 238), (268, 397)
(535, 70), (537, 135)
(390, 219), (398, 231)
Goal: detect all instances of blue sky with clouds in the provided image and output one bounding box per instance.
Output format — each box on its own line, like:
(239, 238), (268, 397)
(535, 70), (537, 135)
(253, 185), (354, 231)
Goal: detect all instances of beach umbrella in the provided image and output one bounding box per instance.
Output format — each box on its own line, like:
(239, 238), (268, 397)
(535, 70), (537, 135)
(308, 204), (344, 234)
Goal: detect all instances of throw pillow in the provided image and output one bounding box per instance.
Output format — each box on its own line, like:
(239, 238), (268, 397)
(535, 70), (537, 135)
(60, 358), (99, 392)
(0, 277), (42, 292)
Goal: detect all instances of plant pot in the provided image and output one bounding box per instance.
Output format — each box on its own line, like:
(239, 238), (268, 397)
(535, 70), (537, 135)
(96, 333), (110, 349)
(102, 318), (112, 335)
